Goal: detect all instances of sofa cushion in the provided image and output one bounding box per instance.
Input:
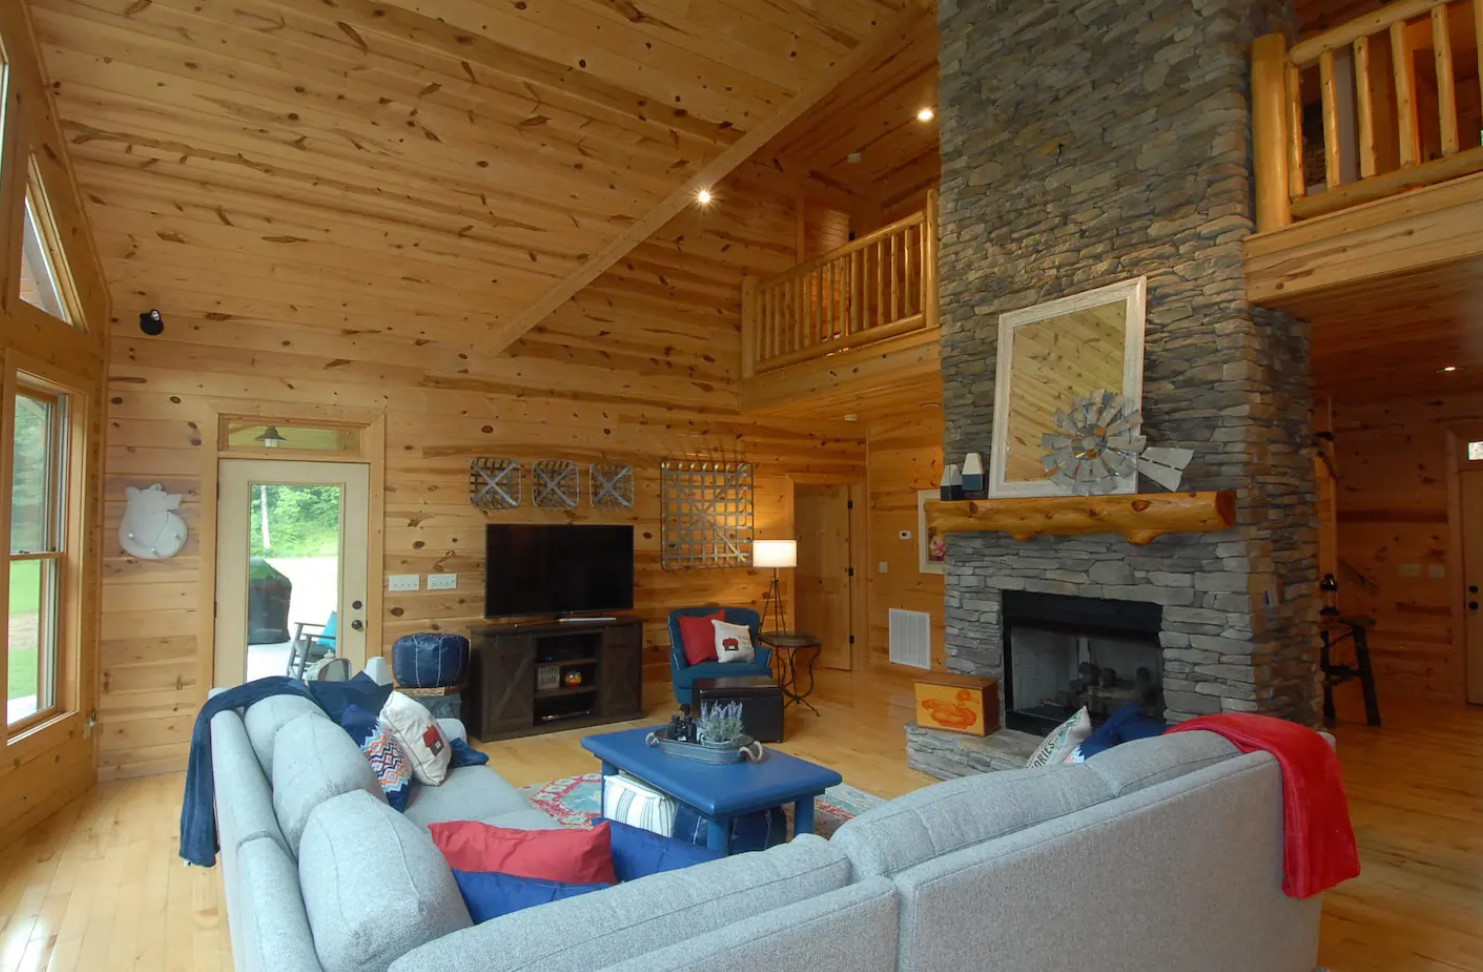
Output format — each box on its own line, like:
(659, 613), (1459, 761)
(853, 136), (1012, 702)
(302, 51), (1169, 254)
(299, 790), (472, 972)
(235, 837), (322, 972)
(1081, 729), (1237, 798)
(271, 713), (384, 855)
(429, 820), (618, 885)
(608, 819), (724, 882)
(401, 764), (534, 829)
(243, 695), (326, 775)
(210, 710), (289, 856)
(387, 834), (852, 972)
(831, 764), (1112, 878)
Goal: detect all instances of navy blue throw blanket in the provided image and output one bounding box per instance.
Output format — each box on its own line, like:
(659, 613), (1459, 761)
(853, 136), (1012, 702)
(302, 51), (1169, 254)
(179, 677), (316, 867)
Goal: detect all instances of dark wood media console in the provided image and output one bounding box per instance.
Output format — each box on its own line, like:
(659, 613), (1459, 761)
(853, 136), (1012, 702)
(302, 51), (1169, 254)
(464, 617), (644, 741)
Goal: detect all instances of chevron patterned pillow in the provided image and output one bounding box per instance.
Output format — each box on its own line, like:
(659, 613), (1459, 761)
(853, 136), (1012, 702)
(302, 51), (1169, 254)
(341, 703), (413, 811)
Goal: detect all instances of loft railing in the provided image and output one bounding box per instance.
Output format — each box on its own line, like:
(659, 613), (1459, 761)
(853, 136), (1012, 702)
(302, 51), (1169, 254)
(742, 189), (939, 376)
(1252, 0), (1483, 231)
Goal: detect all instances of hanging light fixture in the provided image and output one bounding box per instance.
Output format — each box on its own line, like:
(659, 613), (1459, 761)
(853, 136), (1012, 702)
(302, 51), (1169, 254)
(256, 425), (287, 448)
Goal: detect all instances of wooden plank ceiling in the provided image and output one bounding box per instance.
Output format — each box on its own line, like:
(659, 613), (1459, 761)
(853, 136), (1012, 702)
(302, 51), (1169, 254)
(30, 0), (911, 355)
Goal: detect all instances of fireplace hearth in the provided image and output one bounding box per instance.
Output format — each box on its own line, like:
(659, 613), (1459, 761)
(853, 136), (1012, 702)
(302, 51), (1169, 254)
(1002, 591), (1163, 736)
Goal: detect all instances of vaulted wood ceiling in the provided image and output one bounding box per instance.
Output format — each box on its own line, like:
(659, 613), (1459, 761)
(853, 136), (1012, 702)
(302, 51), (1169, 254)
(29, 0), (914, 357)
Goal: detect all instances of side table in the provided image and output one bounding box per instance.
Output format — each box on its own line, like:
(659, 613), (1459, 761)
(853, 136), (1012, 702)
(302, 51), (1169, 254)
(762, 631), (822, 716)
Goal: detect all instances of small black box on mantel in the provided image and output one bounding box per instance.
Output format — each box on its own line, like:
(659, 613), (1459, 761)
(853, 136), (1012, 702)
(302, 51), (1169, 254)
(694, 676), (784, 743)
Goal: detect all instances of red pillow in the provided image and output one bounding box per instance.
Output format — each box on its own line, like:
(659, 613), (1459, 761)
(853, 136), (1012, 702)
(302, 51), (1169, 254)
(678, 612), (724, 666)
(429, 820), (617, 885)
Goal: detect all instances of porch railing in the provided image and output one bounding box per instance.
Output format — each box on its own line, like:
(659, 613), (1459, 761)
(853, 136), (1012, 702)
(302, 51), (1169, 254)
(1252, 0), (1483, 231)
(742, 189), (938, 376)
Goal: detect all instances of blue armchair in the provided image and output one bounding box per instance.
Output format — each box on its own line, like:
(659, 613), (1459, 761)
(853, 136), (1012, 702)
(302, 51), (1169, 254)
(667, 607), (774, 709)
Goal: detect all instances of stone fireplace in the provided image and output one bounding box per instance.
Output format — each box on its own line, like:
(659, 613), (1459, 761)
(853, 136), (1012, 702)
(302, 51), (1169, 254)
(909, 0), (1322, 778)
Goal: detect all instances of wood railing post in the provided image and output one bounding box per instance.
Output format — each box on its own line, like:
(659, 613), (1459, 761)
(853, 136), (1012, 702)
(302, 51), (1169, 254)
(1354, 36), (1378, 178)
(924, 187), (940, 326)
(741, 276), (758, 378)
(1390, 20), (1420, 167)
(1319, 49), (1343, 189)
(1433, 3), (1458, 156)
(1251, 33), (1293, 231)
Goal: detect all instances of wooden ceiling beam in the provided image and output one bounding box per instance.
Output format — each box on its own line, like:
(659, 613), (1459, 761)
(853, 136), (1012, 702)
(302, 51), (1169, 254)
(477, 0), (932, 355)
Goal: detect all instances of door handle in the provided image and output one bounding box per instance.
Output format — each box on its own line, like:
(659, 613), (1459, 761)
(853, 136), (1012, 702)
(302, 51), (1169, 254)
(1470, 602), (1479, 612)
(350, 619), (365, 631)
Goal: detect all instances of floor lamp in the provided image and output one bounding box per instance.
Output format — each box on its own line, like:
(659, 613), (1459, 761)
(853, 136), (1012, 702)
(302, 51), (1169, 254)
(754, 540), (797, 635)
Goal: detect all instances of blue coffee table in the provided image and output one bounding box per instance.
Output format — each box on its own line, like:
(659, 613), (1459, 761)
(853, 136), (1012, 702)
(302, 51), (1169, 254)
(580, 726), (843, 854)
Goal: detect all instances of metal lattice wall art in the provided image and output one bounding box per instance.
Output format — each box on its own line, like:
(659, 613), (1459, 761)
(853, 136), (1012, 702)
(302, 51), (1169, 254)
(470, 458), (522, 510)
(661, 460), (754, 570)
(590, 462), (635, 510)
(532, 460), (581, 509)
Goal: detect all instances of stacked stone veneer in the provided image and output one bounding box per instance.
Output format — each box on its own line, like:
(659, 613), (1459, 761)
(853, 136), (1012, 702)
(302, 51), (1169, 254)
(930, 0), (1321, 734)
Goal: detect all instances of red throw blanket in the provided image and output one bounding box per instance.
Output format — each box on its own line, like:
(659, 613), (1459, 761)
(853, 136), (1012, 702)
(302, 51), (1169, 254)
(1169, 713), (1360, 899)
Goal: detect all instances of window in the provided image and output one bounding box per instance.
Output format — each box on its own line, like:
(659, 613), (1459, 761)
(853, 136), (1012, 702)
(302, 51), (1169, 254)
(1469, 441), (1483, 462)
(220, 418), (363, 454)
(18, 176), (80, 326)
(7, 380), (68, 728)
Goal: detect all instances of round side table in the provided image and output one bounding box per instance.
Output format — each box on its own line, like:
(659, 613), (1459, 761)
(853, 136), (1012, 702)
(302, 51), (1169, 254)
(762, 631), (822, 716)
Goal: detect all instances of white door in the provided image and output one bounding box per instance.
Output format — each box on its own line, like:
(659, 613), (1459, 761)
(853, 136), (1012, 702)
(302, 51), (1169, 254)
(214, 459), (370, 686)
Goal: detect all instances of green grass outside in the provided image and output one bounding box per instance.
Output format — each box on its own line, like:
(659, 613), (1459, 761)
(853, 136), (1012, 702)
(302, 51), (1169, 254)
(8, 560), (40, 702)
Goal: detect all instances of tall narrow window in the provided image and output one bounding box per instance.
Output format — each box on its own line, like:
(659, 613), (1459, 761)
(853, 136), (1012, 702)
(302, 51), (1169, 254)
(18, 178), (79, 326)
(8, 381), (68, 727)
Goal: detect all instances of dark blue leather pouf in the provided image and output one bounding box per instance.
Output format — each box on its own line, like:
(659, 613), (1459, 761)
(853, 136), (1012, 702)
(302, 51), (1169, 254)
(392, 632), (469, 687)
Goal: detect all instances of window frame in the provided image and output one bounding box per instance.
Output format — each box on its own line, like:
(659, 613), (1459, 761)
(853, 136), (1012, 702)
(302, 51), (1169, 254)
(16, 158), (83, 328)
(1, 360), (85, 742)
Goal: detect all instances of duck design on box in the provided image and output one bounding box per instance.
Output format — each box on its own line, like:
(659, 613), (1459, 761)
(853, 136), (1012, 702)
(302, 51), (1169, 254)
(920, 689), (980, 731)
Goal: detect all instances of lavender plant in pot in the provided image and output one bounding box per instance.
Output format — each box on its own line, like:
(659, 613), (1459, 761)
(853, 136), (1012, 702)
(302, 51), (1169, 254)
(696, 701), (747, 749)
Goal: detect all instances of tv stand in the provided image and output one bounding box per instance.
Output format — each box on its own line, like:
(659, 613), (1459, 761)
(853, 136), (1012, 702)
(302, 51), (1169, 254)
(464, 617), (643, 741)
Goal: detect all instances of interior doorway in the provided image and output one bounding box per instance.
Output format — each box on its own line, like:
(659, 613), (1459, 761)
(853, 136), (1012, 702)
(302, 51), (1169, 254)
(214, 459), (370, 686)
(793, 483), (861, 671)
(1460, 467), (1483, 705)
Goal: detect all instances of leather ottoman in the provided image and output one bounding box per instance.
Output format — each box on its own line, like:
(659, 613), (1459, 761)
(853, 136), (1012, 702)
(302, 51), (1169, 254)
(694, 675), (784, 743)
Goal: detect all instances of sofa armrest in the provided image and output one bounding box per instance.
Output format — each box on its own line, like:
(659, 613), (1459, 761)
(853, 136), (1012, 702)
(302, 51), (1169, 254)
(364, 656), (392, 686)
(438, 718), (467, 743)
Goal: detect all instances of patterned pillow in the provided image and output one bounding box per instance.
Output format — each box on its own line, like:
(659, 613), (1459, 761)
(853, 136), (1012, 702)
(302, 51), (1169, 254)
(713, 620), (756, 664)
(1024, 706), (1092, 768)
(339, 704), (413, 811)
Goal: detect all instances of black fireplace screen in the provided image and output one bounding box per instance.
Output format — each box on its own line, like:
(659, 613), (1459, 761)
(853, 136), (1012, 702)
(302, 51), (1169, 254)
(1001, 591), (1163, 736)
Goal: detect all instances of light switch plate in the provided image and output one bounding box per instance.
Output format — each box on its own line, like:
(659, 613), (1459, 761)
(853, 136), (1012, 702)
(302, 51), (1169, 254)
(427, 573), (458, 591)
(879, 561), (889, 573)
(387, 574), (420, 592)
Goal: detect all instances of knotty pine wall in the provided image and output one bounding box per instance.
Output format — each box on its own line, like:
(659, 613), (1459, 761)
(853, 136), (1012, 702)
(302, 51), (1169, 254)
(1333, 392), (1483, 705)
(866, 409), (946, 671)
(96, 171), (866, 780)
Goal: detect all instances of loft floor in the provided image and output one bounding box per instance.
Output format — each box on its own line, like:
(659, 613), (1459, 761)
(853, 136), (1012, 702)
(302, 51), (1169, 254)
(0, 669), (1474, 972)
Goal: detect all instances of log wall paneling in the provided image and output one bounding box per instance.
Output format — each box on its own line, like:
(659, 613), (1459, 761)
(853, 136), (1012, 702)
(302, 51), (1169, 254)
(0, 0), (110, 850)
(1332, 391), (1483, 705)
(865, 410), (946, 671)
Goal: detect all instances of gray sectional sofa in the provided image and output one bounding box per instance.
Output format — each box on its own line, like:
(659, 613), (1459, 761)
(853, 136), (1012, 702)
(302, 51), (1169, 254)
(213, 691), (1323, 972)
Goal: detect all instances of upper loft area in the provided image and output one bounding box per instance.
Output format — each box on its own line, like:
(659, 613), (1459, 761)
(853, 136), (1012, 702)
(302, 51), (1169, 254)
(1246, 0), (1483, 400)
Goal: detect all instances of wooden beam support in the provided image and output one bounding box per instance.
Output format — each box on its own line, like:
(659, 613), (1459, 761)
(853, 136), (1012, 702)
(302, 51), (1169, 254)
(1433, 3), (1458, 156)
(1291, 0), (1438, 63)
(475, 1), (933, 356)
(926, 492), (1238, 547)
(1251, 33), (1293, 231)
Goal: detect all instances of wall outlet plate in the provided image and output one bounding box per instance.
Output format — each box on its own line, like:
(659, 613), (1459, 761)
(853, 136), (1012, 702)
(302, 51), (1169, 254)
(898, 529), (912, 540)
(387, 574), (420, 592)
(427, 573), (457, 590)
(879, 561), (889, 573)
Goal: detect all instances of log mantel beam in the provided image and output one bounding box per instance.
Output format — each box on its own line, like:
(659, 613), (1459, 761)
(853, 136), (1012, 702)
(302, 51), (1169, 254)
(926, 491), (1237, 546)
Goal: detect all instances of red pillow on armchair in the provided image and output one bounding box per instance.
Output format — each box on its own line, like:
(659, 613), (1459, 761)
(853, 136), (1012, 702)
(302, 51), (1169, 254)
(678, 611), (724, 666)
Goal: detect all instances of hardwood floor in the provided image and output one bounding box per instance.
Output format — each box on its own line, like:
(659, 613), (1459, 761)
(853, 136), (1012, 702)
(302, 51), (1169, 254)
(0, 669), (1476, 971)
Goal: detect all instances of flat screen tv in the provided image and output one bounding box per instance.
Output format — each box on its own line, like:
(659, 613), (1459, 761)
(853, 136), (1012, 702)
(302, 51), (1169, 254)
(484, 524), (635, 618)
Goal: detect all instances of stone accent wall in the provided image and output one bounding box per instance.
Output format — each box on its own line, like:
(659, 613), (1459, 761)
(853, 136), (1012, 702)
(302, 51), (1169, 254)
(934, 0), (1321, 725)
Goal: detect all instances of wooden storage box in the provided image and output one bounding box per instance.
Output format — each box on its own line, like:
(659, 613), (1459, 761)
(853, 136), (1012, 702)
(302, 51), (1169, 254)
(913, 674), (1000, 736)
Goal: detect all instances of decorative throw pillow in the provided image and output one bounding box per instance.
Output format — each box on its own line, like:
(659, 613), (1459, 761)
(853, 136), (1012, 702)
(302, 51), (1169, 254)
(429, 820), (618, 885)
(678, 611), (725, 666)
(1024, 706), (1092, 768)
(450, 869), (611, 923)
(606, 818), (723, 882)
(713, 620), (756, 664)
(339, 703), (413, 812)
(307, 671), (393, 724)
(380, 691), (452, 786)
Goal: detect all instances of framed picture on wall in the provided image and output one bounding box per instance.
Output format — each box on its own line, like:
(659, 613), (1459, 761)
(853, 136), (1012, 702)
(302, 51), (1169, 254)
(917, 489), (946, 574)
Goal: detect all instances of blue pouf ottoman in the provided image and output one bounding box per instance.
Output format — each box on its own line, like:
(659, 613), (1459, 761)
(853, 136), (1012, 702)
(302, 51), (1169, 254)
(393, 632), (469, 688)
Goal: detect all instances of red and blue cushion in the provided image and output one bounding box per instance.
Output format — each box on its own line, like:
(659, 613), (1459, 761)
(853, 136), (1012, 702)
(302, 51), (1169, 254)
(339, 703), (413, 811)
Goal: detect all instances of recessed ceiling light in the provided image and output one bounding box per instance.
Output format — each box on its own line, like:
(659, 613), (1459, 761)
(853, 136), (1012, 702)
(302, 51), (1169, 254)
(1439, 365), (1460, 373)
(916, 107), (935, 122)
(696, 188), (713, 206)
(846, 151), (862, 164)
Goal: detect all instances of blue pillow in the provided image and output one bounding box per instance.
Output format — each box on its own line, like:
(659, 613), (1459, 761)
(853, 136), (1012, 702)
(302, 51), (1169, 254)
(1080, 702), (1169, 759)
(308, 672), (393, 724)
(606, 818), (724, 882)
(449, 738), (489, 768)
(451, 869), (610, 923)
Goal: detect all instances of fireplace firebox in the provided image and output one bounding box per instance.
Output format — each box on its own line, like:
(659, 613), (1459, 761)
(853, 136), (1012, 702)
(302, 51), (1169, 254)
(1001, 591), (1163, 736)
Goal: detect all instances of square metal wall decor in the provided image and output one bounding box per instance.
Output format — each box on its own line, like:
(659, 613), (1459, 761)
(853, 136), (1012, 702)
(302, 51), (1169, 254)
(532, 459), (581, 509)
(660, 460), (754, 570)
(590, 462), (635, 510)
(470, 458), (521, 510)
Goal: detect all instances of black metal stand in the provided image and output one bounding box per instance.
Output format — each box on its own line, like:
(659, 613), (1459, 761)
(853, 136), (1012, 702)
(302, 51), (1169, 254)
(1321, 615), (1381, 727)
(764, 634), (822, 717)
(760, 569), (785, 637)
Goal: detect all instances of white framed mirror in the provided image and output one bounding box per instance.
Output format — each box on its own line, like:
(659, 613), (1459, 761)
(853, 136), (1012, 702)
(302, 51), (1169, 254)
(988, 277), (1147, 497)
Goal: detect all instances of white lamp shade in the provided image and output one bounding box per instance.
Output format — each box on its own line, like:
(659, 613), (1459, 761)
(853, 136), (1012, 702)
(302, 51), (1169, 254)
(753, 540), (797, 568)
